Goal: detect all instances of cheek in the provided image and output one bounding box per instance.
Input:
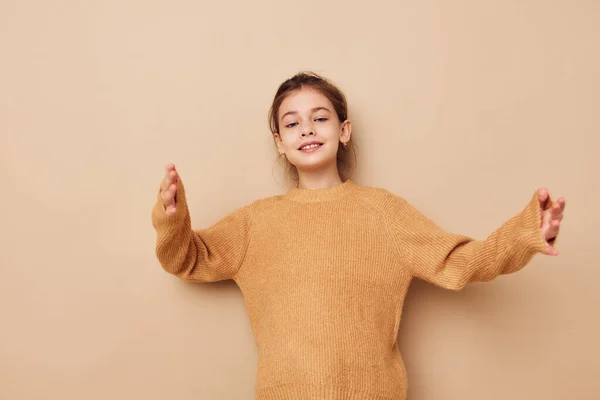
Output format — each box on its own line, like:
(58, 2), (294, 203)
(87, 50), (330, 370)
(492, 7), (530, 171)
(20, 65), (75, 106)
(322, 127), (341, 143)
(279, 135), (297, 152)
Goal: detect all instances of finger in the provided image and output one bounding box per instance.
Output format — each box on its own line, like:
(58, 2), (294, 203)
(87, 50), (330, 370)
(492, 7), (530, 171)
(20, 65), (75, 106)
(540, 208), (551, 229)
(168, 183), (177, 203)
(161, 167), (178, 192)
(551, 202), (563, 221)
(161, 170), (172, 192)
(165, 163), (176, 172)
(556, 197), (566, 212)
(543, 243), (559, 256)
(538, 188), (550, 209)
(161, 183), (177, 206)
(545, 219), (560, 240)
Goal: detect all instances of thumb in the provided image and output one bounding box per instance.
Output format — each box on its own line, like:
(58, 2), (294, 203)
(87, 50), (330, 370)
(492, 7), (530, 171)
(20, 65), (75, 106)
(537, 188), (549, 209)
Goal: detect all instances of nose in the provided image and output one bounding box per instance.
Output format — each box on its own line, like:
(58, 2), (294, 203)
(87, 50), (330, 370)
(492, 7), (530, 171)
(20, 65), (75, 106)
(301, 130), (314, 137)
(301, 120), (315, 137)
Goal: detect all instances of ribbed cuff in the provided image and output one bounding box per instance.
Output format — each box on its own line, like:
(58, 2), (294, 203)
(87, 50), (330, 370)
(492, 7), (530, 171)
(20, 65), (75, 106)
(256, 384), (400, 400)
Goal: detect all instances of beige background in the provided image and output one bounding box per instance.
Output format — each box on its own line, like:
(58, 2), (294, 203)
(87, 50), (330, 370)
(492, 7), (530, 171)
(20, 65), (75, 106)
(1, 0), (598, 399)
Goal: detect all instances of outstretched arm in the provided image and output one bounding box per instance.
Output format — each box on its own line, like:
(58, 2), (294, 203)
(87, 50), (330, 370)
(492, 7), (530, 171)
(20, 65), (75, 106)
(388, 189), (565, 290)
(151, 164), (253, 283)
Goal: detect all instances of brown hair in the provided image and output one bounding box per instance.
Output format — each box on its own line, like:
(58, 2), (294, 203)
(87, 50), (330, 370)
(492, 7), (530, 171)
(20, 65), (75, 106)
(268, 71), (357, 186)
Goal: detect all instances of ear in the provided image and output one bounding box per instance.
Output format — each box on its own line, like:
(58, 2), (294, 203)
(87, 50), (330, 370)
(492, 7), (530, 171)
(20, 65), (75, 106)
(273, 133), (286, 156)
(339, 120), (352, 146)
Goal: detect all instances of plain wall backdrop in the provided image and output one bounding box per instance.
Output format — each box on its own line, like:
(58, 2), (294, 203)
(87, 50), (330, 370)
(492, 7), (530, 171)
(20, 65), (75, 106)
(1, 0), (598, 399)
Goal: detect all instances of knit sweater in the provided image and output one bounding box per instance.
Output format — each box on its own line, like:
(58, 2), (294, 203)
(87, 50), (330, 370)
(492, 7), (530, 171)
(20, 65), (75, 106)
(151, 178), (553, 399)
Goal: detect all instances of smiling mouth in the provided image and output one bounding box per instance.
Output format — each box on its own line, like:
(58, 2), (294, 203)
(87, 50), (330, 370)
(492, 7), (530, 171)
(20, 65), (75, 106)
(299, 143), (323, 151)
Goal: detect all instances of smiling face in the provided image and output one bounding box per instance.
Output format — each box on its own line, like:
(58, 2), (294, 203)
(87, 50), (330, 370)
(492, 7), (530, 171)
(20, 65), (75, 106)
(274, 87), (351, 176)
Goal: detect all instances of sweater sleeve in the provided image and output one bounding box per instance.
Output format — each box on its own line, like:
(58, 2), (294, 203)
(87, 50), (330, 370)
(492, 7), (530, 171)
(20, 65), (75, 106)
(387, 191), (556, 291)
(151, 180), (253, 282)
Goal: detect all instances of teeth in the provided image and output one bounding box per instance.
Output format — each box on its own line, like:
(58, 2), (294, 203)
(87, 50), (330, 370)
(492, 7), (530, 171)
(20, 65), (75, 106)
(301, 144), (321, 150)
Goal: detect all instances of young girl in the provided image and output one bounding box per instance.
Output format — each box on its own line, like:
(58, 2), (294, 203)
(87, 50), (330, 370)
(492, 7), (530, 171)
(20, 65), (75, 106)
(151, 72), (565, 399)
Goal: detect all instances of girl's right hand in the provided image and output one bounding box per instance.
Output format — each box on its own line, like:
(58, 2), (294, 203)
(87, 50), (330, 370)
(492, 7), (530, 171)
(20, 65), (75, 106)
(161, 163), (179, 216)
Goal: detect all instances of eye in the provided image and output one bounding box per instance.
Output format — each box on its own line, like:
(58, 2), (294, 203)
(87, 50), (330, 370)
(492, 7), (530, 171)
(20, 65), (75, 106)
(285, 122), (298, 128)
(315, 117), (328, 122)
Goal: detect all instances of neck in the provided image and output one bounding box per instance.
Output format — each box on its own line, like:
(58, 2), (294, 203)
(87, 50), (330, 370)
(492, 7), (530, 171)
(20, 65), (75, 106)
(296, 167), (343, 190)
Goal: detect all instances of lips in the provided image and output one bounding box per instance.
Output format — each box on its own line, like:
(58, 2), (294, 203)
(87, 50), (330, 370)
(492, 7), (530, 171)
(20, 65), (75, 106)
(298, 143), (324, 154)
(298, 141), (323, 150)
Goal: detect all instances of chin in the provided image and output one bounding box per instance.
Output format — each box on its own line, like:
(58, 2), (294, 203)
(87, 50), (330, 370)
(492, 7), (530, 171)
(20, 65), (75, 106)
(292, 156), (336, 173)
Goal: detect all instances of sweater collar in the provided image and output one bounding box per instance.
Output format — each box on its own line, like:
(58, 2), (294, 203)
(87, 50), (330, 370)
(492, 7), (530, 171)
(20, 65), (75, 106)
(283, 179), (357, 203)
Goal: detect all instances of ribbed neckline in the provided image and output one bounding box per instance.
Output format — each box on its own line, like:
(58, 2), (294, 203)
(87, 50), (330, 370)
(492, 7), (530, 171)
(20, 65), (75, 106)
(283, 179), (357, 203)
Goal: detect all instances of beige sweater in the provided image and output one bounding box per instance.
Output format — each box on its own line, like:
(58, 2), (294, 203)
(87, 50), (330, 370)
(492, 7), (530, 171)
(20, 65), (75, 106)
(151, 178), (552, 399)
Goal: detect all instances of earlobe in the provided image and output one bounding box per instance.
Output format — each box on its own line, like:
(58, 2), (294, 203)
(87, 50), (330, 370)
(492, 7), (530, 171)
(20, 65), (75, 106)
(273, 133), (285, 156)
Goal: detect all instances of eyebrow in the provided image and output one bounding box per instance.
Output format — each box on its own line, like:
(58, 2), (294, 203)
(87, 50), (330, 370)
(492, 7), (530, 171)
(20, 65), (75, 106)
(280, 107), (331, 121)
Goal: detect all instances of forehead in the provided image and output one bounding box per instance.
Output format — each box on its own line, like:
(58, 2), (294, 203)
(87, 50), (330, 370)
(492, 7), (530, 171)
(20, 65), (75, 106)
(279, 88), (333, 116)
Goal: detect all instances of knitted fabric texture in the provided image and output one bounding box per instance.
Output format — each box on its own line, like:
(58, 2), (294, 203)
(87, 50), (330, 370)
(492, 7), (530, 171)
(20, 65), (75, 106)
(151, 179), (551, 399)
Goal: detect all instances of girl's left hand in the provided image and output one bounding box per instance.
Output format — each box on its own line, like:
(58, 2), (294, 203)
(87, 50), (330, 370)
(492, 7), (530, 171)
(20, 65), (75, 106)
(538, 188), (566, 256)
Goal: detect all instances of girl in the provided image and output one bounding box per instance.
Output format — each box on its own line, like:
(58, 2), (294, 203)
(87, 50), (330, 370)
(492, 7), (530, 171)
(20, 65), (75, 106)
(151, 72), (565, 399)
